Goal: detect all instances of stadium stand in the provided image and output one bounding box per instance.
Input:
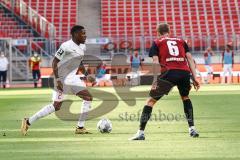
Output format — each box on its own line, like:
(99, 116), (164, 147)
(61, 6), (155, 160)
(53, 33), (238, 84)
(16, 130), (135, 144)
(0, 0), (239, 85)
(23, 0), (78, 39)
(101, 0), (240, 49)
(0, 0), (77, 40)
(0, 4), (34, 38)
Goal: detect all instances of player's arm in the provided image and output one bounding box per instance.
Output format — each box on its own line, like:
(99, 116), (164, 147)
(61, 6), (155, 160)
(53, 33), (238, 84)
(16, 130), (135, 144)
(149, 41), (160, 77)
(6, 57), (9, 69)
(184, 42), (200, 90)
(210, 50), (215, 56)
(78, 61), (88, 76)
(222, 52), (224, 67)
(186, 53), (197, 79)
(52, 57), (60, 79)
(53, 46), (65, 91)
(152, 56), (159, 64)
(203, 52), (208, 61)
(28, 58), (32, 69)
(130, 55), (133, 67)
(139, 56), (143, 70)
(52, 57), (63, 91)
(78, 61), (96, 84)
(186, 53), (200, 91)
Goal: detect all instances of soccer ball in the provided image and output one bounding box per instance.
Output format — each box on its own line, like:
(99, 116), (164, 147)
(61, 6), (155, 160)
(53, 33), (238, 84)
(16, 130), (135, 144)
(97, 118), (112, 133)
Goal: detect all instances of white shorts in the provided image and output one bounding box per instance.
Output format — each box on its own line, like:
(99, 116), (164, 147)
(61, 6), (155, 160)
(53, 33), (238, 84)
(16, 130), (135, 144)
(96, 74), (111, 84)
(223, 64), (232, 76)
(196, 69), (202, 77)
(131, 67), (139, 73)
(52, 75), (86, 102)
(204, 65), (213, 74)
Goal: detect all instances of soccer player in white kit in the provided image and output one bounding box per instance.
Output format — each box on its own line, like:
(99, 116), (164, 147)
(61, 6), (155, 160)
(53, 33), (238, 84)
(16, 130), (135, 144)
(21, 25), (95, 135)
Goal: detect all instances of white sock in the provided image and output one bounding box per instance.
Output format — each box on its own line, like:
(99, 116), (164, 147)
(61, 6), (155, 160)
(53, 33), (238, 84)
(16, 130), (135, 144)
(77, 100), (91, 128)
(137, 130), (144, 135)
(189, 126), (196, 131)
(28, 104), (55, 125)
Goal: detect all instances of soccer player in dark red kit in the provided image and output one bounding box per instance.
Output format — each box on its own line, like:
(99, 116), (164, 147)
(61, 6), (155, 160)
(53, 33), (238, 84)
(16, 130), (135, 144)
(129, 23), (200, 140)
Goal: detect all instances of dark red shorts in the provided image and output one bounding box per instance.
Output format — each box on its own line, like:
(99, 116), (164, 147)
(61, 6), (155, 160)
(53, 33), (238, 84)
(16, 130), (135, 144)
(149, 69), (191, 100)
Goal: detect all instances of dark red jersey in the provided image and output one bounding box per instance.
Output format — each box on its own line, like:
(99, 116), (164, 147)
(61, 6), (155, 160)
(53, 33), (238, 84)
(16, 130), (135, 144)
(149, 37), (190, 73)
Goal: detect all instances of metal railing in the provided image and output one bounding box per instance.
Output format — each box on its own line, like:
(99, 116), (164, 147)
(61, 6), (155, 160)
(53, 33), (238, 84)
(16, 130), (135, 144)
(0, 0), (56, 39)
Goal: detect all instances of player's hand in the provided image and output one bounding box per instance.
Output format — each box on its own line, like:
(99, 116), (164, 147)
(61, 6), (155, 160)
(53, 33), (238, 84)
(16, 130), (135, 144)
(56, 80), (63, 91)
(87, 75), (97, 85)
(192, 79), (200, 91)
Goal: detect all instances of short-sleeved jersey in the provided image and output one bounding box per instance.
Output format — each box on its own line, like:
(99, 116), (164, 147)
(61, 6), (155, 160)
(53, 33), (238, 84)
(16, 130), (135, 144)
(96, 66), (106, 78)
(130, 55), (141, 68)
(29, 56), (41, 70)
(0, 57), (8, 71)
(203, 51), (213, 65)
(149, 37), (190, 73)
(54, 39), (86, 79)
(222, 51), (234, 64)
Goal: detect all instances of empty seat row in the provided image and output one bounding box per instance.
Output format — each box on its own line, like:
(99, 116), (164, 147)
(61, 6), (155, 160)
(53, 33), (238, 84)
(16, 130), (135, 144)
(101, 0), (240, 49)
(23, 0), (78, 39)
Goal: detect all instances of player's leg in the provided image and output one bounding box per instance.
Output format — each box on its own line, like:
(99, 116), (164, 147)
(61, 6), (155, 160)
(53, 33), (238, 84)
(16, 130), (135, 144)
(181, 96), (199, 137)
(129, 74), (174, 140)
(132, 68), (140, 85)
(196, 69), (204, 84)
(69, 75), (92, 134)
(36, 69), (41, 87)
(21, 91), (64, 135)
(129, 98), (157, 141)
(2, 71), (7, 88)
(75, 89), (92, 134)
(206, 66), (212, 83)
(210, 65), (214, 82)
(105, 74), (112, 86)
(177, 75), (199, 138)
(102, 75), (108, 86)
(132, 67), (140, 85)
(32, 70), (37, 88)
(227, 64), (232, 84)
(139, 98), (157, 131)
(28, 101), (62, 125)
(204, 66), (207, 83)
(0, 71), (3, 88)
(136, 67), (140, 85)
(37, 70), (41, 80)
(221, 64), (227, 84)
(95, 77), (101, 86)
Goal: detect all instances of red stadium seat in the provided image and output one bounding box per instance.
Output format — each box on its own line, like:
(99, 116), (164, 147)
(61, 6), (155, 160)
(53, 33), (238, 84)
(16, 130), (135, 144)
(23, 0), (77, 39)
(101, 0), (240, 49)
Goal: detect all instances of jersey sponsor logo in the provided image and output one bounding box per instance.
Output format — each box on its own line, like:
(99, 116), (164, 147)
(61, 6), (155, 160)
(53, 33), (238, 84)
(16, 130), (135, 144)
(57, 48), (64, 56)
(166, 57), (184, 62)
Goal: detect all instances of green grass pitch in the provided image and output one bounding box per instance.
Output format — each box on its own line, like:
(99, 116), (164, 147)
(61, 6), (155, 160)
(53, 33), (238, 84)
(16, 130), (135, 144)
(0, 85), (240, 160)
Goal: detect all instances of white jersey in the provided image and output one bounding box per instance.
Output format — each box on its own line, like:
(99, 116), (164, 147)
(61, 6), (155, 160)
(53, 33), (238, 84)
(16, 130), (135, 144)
(0, 57), (9, 71)
(55, 39), (86, 79)
(52, 39), (87, 102)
